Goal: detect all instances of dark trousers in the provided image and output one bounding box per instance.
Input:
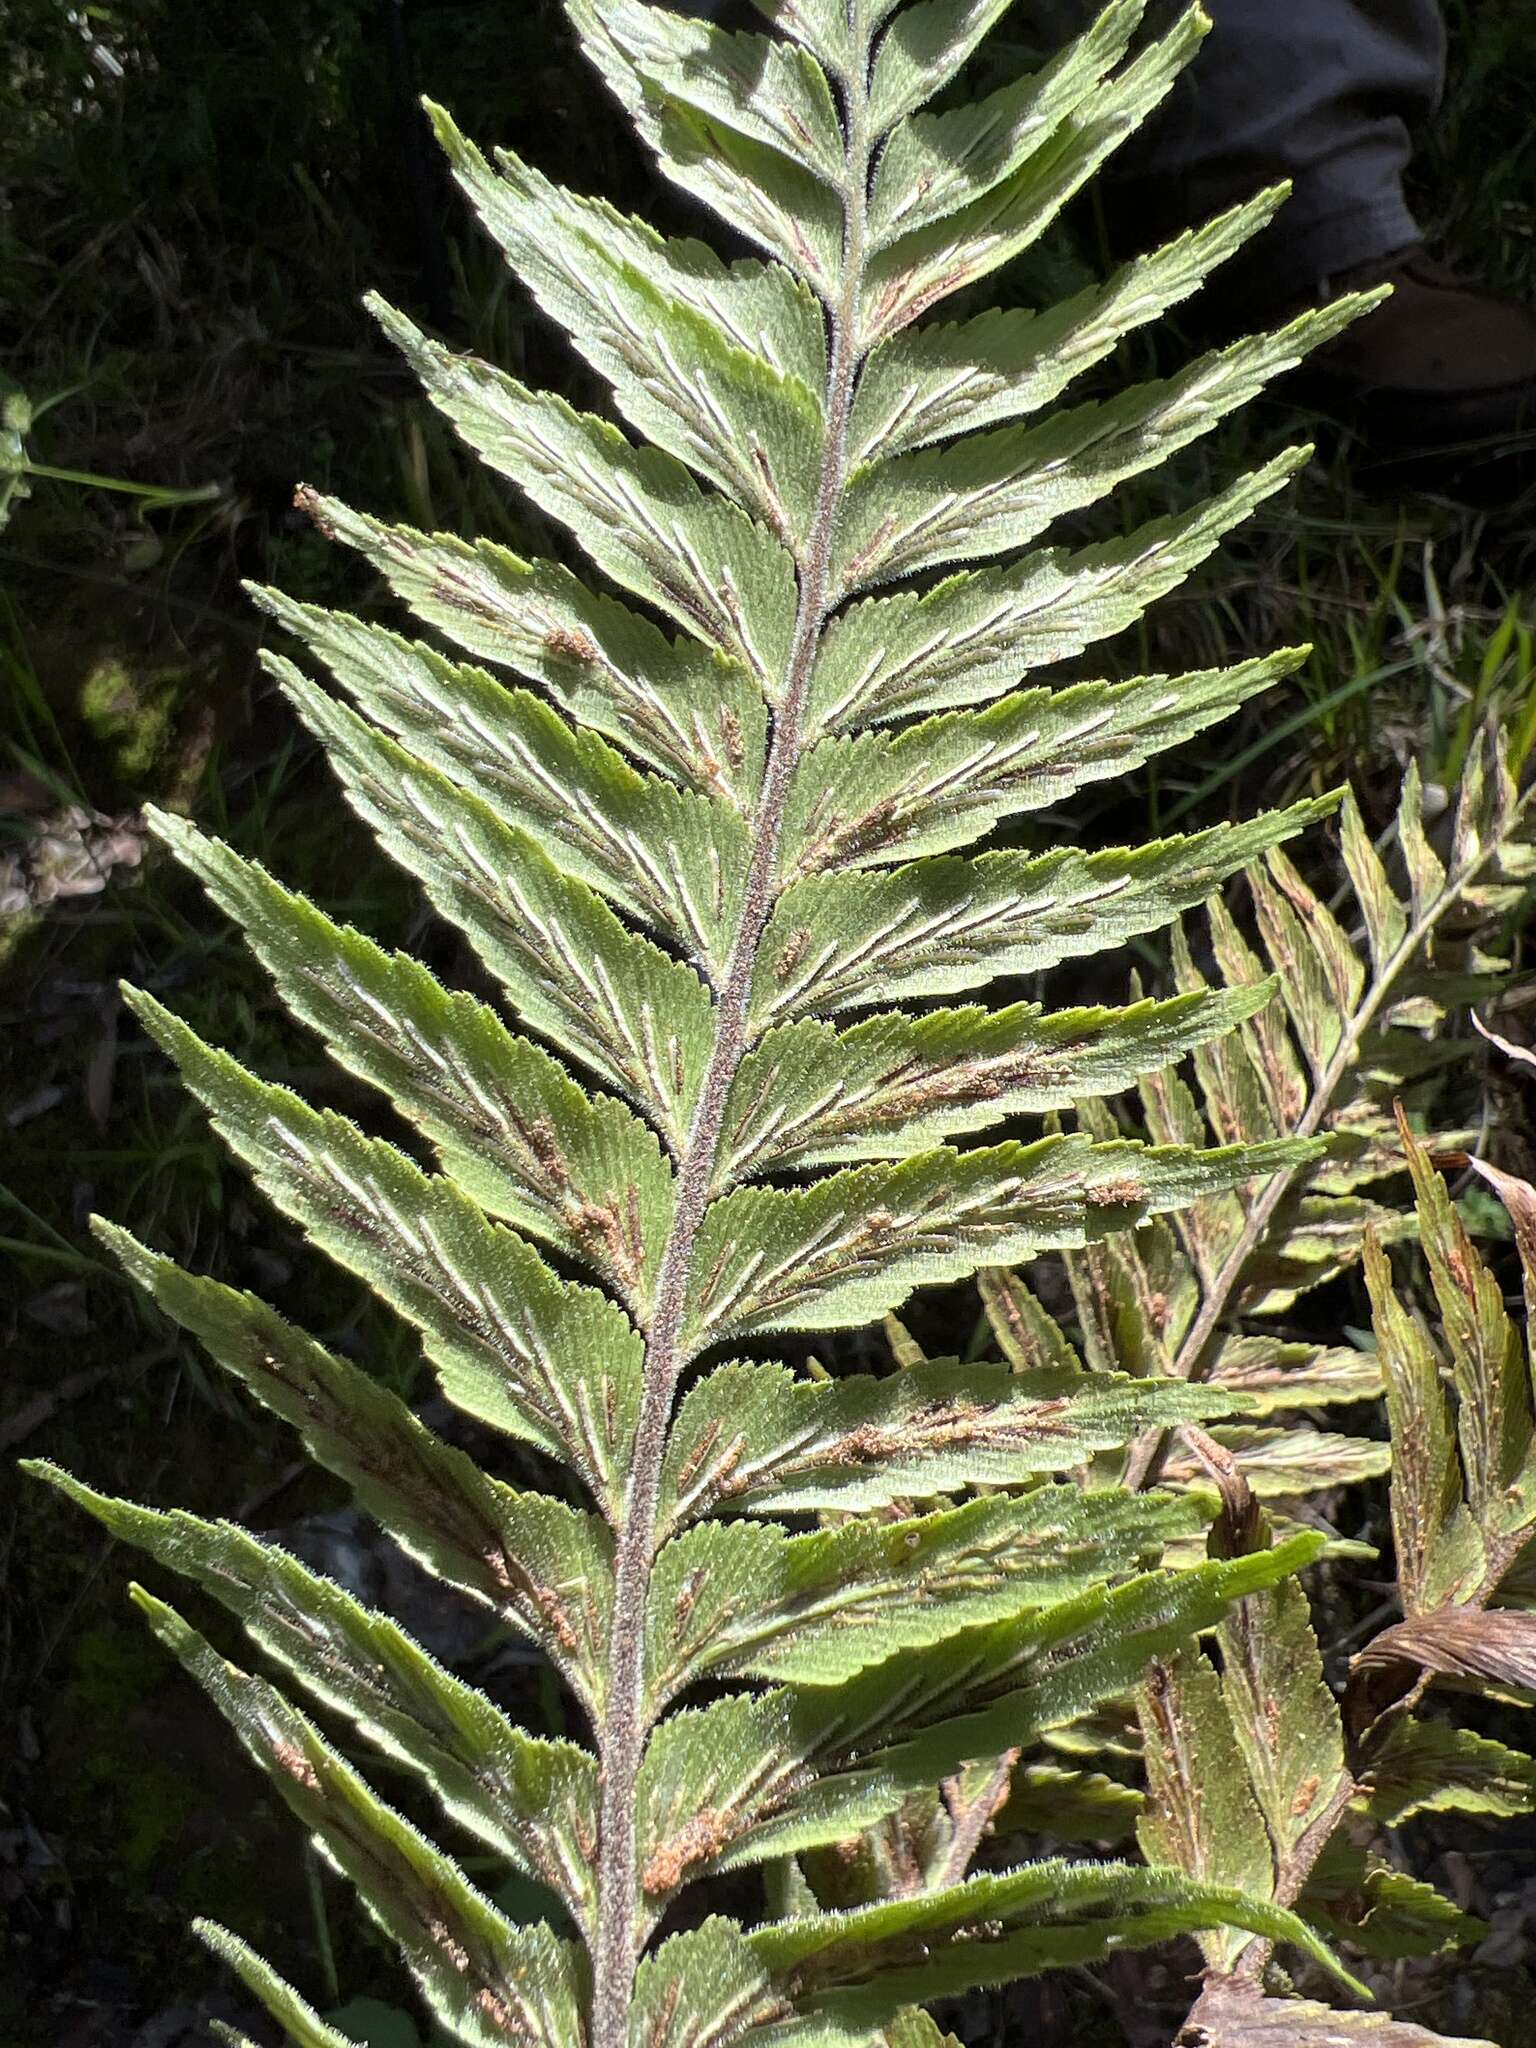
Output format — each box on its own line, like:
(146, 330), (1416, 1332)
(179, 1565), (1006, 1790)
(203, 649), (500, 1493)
(1051, 0), (1446, 291)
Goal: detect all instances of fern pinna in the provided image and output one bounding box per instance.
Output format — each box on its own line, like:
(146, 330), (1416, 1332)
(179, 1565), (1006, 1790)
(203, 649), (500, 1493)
(28, 2), (1388, 2041)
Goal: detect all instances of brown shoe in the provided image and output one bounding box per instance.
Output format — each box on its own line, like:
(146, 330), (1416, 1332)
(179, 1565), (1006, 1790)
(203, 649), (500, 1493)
(1300, 246), (1536, 455)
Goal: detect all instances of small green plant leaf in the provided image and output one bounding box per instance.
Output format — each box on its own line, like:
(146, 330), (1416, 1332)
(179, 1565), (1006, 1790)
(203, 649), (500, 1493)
(646, 1486), (1208, 1703)
(370, 296), (797, 680)
(720, 989), (1274, 1181)
(850, 1537), (1327, 1777)
(836, 306), (1372, 594)
(151, 812), (679, 1302)
(262, 607), (750, 969)
(659, 1357), (1249, 1523)
(685, 1135), (1320, 1350)
(1216, 1561), (1346, 1872)
(279, 691), (718, 1143)
(1400, 1117), (1534, 1528)
(850, 189), (1287, 460)
(630, 1919), (787, 2048)
(978, 1264), (1085, 1374)
(70, 1239), (616, 1700)
(197, 1923), (358, 2048)
(583, 1), (848, 186)
(1366, 1230), (1470, 1616)
(1206, 1337), (1383, 1414)
(990, 1761), (1143, 1844)
(268, 508), (768, 810)
(1300, 1841), (1485, 1961)
(1398, 761), (1449, 918)
(867, 0), (1024, 130)
(99, 1044), (645, 1514)
(810, 452), (1306, 733)
(1360, 1718), (1536, 1826)
(1164, 1424), (1390, 1499)
(787, 659), (1306, 875)
(573, 0), (845, 291)
(858, 8), (1207, 347)
(1137, 1646), (1276, 1971)
(635, 1694), (902, 1927)
(755, 802), (1336, 1023)
(436, 106), (828, 541)
(866, 0), (1141, 248)
(750, 1858), (1364, 2025)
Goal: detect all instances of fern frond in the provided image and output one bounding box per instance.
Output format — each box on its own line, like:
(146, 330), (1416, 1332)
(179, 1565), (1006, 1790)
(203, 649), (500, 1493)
(283, 495), (770, 808)
(719, 984), (1280, 1175)
(1361, 1116), (1536, 1625)
(748, 1855), (1363, 2028)
(197, 1925), (359, 2048)
(1137, 1127), (1536, 2048)
(848, 189), (1289, 460)
(257, 604), (752, 968)
(1359, 1719), (1536, 1826)
(787, 653), (1310, 872)
(27, 1), (1390, 2037)
(658, 1356), (1249, 1519)
(988, 736), (1535, 1506)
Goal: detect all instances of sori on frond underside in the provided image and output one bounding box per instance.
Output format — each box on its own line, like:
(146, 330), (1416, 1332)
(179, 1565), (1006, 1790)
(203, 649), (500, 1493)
(26, 3), (1404, 2044)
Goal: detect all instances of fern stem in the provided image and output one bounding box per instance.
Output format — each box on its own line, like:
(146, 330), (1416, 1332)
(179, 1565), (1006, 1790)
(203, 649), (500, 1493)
(932, 1748), (1021, 1891)
(1224, 1764), (1359, 1989)
(1124, 798), (1532, 1493)
(588, 38), (874, 2043)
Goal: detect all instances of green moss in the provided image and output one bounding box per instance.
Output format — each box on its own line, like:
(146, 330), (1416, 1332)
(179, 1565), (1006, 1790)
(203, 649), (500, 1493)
(75, 655), (188, 791)
(64, 1619), (166, 1721)
(0, 904), (40, 974)
(109, 1759), (197, 1887)
(56, 1623), (195, 1885)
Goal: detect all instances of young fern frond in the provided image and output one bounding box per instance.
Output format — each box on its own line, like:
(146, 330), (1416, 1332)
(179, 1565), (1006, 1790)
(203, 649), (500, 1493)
(985, 737), (1536, 1506)
(25, 3), (1393, 2040)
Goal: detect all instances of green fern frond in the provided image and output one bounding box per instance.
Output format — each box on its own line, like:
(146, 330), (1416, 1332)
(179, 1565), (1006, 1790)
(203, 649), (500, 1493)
(25, 1), (1395, 2039)
(988, 735), (1536, 1507)
(1123, 1123), (1536, 2047)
